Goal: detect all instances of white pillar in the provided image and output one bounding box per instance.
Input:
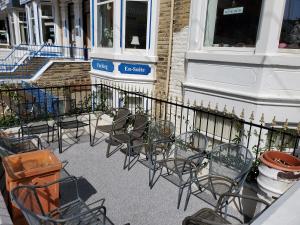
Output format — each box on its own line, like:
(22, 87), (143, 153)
(32, 0), (41, 45)
(12, 9), (21, 45)
(60, 1), (69, 46)
(73, 0), (83, 48)
(25, 4), (33, 45)
(53, 0), (62, 45)
(8, 11), (15, 46)
(255, 0), (286, 54)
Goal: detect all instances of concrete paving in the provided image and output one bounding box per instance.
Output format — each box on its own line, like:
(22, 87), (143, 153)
(52, 133), (212, 225)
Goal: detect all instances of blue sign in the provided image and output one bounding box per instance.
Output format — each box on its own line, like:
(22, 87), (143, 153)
(92, 59), (114, 72)
(118, 63), (151, 75)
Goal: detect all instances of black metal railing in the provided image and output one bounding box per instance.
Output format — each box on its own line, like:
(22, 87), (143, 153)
(0, 82), (299, 159)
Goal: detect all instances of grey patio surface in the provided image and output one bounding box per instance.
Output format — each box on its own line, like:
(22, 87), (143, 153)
(51, 132), (211, 225)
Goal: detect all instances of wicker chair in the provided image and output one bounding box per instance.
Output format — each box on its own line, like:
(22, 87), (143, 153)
(10, 176), (114, 225)
(192, 144), (253, 206)
(91, 108), (130, 146)
(182, 193), (270, 225)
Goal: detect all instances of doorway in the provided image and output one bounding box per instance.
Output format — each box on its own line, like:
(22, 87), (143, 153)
(68, 3), (75, 57)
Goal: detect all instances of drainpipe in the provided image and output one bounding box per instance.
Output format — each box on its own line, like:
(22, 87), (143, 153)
(165, 0), (175, 98)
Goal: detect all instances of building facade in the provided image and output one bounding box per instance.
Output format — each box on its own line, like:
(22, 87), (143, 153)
(184, 0), (300, 125)
(90, 0), (300, 127)
(0, 0), (90, 48)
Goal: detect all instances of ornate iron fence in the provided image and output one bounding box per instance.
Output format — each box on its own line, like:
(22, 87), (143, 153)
(0, 82), (299, 160)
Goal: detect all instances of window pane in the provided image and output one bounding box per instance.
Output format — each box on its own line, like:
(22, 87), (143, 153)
(204, 0), (262, 47)
(0, 20), (8, 44)
(125, 1), (148, 49)
(41, 5), (53, 17)
(97, 2), (113, 48)
(279, 0), (300, 49)
(42, 19), (55, 44)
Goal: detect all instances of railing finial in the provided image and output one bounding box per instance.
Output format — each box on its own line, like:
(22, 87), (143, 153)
(193, 99), (197, 107)
(208, 101), (211, 110)
(187, 99), (190, 106)
(249, 111), (255, 122)
(200, 100), (203, 108)
(175, 96), (178, 102)
(259, 113), (265, 125)
(240, 108), (245, 119)
(169, 95), (173, 102)
(272, 116), (276, 127)
(231, 107), (235, 116)
(283, 119), (288, 130)
(223, 104), (227, 114)
(215, 103), (218, 111)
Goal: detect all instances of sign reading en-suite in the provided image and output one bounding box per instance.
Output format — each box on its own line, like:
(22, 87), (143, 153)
(118, 63), (151, 75)
(92, 59), (114, 72)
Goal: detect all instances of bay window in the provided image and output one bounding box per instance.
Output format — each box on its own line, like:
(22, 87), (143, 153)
(125, 0), (148, 49)
(97, 0), (114, 48)
(204, 0), (262, 48)
(279, 0), (300, 50)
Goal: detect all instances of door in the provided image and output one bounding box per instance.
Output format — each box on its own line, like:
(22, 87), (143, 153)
(68, 3), (75, 57)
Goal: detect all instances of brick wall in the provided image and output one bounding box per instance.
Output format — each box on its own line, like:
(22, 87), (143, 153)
(155, 0), (172, 98)
(169, 0), (191, 103)
(33, 61), (91, 87)
(155, 0), (191, 101)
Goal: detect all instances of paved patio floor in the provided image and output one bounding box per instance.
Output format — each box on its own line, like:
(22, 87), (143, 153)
(51, 133), (211, 225)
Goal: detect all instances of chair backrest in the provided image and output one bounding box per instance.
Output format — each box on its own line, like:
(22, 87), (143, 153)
(10, 176), (80, 225)
(216, 193), (270, 224)
(130, 114), (149, 139)
(174, 131), (208, 164)
(209, 143), (253, 182)
(148, 120), (175, 143)
(113, 108), (131, 131)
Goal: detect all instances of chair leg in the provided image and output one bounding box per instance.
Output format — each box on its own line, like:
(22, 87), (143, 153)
(184, 184), (192, 211)
(123, 146), (129, 170)
(106, 142), (111, 158)
(177, 186), (184, 209)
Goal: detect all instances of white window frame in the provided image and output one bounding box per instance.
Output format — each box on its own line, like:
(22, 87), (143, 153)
(39, 1), (55, 44)
(96, 0), (114, 51)
(277, 0), (300, 54)
(122, 0), (150, 54)
(201, 0), (262, 53)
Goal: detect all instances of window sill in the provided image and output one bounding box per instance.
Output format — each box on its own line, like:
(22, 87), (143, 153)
(186, 50), (300, 67)
(90, 51), (158, 63)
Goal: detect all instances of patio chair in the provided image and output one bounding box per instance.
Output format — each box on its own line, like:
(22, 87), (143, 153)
(91, 108), (130, 146)
(57, 114), (91, 153)
(0, 129), (42, 157)
(10, 176), (114, 225)
(192, 143), (253, 207)
(106, 114), (149, 169)
(153, 131), (208, 210)
(182, 193), (270, 225)
(144, 120), (175, 187)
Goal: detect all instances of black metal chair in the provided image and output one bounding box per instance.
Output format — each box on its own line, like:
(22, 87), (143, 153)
(57, 114), (90, 153)
(182, 193), (270, 225)
(153, 131), (208, 210)
(192, 143), (253, 207)
(91, 108), (130, 146)
(106, 114), (149, 169)
(145, 120), (175, 187)
(0, 129), (43, 157)
(10, 176), (114, 225)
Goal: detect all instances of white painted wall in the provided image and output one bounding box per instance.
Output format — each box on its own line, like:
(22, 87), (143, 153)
(184, 0), (300, 125)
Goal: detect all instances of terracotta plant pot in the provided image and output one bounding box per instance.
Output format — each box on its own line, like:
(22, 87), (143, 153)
(260, 151), (300, 172)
